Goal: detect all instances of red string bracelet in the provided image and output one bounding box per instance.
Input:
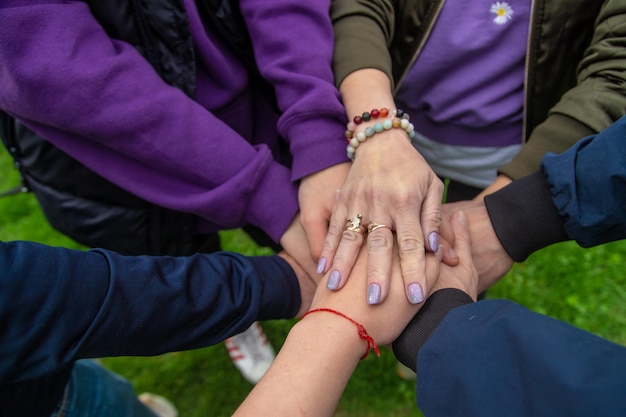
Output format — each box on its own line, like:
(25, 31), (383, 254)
(301, 308), (381, 359)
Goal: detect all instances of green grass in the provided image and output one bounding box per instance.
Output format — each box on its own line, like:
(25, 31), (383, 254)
(2, 144), (626, 416)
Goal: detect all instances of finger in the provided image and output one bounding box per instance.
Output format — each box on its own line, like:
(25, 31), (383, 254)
(450, 210), (472, 261)
(420, 177), (445, 252)
(443, 210), (480, 299)
(423, 251), (442, 298)
(437, 236), (459, 266)
(301, 212), (330, 262)
(437, 216), (459, 266)
(365, 224), (394, 304)
(316, 192), (346, 274)
(325, 225), (367, 291)
(394, 217), (427, 305)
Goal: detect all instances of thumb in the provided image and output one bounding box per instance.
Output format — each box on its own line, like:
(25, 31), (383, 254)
(450, 211), (472, 262)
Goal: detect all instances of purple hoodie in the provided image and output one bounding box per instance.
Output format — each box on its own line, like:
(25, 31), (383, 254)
(0, 0), (348, 241)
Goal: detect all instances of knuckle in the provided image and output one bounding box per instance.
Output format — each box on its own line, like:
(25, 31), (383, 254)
(299, 210), (314, 226)
(326, 221), (344, 237)
(425, 206), (442, 229)
(367, 233), (393, 251)
(398, 236), (422, 256)
(341, 229), (364, 243)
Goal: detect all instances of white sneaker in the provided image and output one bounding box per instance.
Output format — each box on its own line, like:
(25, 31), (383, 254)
(138, 393), (178, 417)
(225, 322), (276, 384)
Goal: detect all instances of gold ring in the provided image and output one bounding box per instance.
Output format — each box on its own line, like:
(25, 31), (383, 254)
(367, 222), (392, 234)
(345, 214), (366, 235)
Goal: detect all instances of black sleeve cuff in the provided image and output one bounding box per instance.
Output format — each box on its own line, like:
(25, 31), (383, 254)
(392, 288), (473, 372)
(484, 171), (569, 262)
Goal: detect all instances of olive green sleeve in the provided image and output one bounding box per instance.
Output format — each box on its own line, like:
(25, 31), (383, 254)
(331, 0), (395, 87)
(498, 114), (595, 179)
(501, 0), (626, 179)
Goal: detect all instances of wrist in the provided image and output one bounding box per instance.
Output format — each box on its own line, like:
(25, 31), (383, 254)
(293, 312), (366, 362)
(345, 108), (415, 160)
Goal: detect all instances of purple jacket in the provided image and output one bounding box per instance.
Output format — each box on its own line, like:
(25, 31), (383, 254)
(0, 0), (348, 242)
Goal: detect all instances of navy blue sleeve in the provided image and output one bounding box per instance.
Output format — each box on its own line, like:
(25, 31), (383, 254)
(0, 241), (300, 383)
(485, 115), (626, 260)
(416, 300), (626, 417)
(542, 115), (626, 247)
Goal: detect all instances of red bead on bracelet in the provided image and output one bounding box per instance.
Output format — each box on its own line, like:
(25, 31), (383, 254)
(301, 307), (380, 359)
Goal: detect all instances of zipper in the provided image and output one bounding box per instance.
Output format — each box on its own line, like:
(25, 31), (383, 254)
(394, 0), (447, 95)
(521, 0), (536, 143)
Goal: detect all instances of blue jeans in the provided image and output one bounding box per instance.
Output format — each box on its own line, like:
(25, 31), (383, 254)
(51, 360), (157, 417)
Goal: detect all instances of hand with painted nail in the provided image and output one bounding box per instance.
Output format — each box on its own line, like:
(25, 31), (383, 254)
(316, 69), (445, 306)
(319, 129), (444, 305)
(234, 237), (441, 417)
(312, 241), (442, 347)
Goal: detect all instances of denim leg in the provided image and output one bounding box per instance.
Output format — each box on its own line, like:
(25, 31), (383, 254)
(51, 360), (157, 417)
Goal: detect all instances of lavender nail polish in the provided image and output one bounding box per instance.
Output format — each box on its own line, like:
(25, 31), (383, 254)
(429, 231), (439, 252)
(326, 270), (341, 290)
(316, 257), (327, 274)
(408, 282), (424, 304)
(367, 283), (382, 305)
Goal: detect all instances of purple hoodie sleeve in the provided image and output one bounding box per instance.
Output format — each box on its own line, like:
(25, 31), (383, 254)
(240, 0), (350, 180)
(0, 1), (344, 241)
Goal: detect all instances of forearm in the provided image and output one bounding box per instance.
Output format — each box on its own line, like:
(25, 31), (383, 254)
(236, 234), (432, 416)
(339, 68), (396, 115)
(331, 0), (395, 88)
(543, 116), (626, 247)
(0, 2), (298, 239)
(487, 115), (626, 257)
(500, 0), (626, 180)
(241, 0), (349, 179)
(417, 300), (626, 416)
(498, 114), (595, 180)
(0, 241), (300, 383)
(483, 171), (568, 262)
(393, 289), (473, 372)
(233, 315), (363, 417)
(339, 68), (418, 164)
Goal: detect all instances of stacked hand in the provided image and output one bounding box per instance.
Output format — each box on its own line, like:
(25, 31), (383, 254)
(442, 200), (513, 292)
(316, 131), (445, 304)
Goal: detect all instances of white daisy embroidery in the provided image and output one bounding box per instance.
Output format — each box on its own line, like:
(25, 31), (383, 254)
(490, 2), (514, 25)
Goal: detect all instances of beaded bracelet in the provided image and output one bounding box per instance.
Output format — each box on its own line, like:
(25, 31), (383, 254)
(344, 108), (416, 160)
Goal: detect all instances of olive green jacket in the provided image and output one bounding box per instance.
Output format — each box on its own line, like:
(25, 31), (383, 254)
(331, 0), (626, 179)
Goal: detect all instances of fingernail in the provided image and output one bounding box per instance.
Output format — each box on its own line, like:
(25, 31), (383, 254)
(436, 244), (444, 261)
(407, 283), (424, 304)
(316, 257), (327, 274)
(367, 283), (381, 305)
(429, 232), (439, 252)
(326, 270), (341, 290)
